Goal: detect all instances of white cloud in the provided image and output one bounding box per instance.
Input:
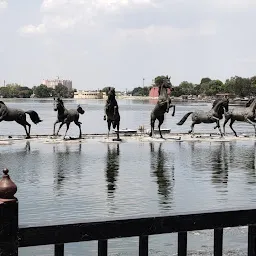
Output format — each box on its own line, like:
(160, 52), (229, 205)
(0, 0), (7, 9)
(116, 25), (193, 43)
(20, 0), (157, 35)
(11, 0), (256, 89)
(19, 24), (46, 36)
(213, 0), (256, 10)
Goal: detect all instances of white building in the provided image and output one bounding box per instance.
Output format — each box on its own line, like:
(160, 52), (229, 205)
(42, 78), (72, 91)
(74, 90), (104, 99)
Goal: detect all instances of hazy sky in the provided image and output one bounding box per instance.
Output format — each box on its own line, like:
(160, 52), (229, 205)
(0, 0), (256, 90)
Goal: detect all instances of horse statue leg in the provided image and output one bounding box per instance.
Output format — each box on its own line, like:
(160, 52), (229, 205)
(245, 118), (256, 137)
(16, 119), (31, 139)
(63, 122), (70, 139)
(170, 105), (175, 116)
(56, 122), (65, 136)
(166, 99), (170, 113)
(53, 120), (60, 135)
(107, 120), (111, 138)
(188, 121), (196, 135)
(115, 121), (120, 140)
(228, 118), (237, 137)
(222, 114), (231, 136)
(212, 117), (223, 137)
(158, 116), (165, 139)
(149, 114), (156, 138)
(74, 120), (82, 139)
(215, 119), (223, 137)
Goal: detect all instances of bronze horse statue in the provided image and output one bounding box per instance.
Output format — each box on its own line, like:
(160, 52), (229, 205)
(0, 101), (42, 139)
(150, 76), (175, 139)
(103, 87), (121, 141)
(53, 98), (85, 139)
(177, 97), (229, 136)
(223, 97), (256, 136)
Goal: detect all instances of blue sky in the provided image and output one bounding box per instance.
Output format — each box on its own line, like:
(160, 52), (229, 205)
(0, 0), (256, 90)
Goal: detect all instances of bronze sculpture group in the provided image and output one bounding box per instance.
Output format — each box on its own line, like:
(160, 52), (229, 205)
(0, 76), (256, 139)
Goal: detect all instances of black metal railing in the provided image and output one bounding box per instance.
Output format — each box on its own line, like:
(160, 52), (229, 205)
(1, 169), (256, 256)
(17, 208), (256, 256)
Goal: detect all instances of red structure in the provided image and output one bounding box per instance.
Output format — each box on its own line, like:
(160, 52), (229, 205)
(149, 87), (171, 97)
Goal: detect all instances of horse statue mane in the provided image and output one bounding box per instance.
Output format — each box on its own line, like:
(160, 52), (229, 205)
(157, 75), (172, 96)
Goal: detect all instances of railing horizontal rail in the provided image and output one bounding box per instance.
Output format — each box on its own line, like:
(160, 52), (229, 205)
(19, 208), (256, 247)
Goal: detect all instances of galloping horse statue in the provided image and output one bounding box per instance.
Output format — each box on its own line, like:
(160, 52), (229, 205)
(103, 87), (121, 141)
(150, 75), (175, 139)
(53, 98), (85, 139)
(0, 101), (42, 139)
(223, 97), (256, 136)
(177, 97), (229, 136)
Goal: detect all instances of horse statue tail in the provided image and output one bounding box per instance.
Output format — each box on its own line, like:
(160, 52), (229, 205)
(176, 112), (193, 125)
(25, 110), (43, 124)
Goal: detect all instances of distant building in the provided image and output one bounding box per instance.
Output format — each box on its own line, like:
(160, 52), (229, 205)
(149, 87), (171, 98)
(42, 78), (72, 91)
(74, 90), (104, 99)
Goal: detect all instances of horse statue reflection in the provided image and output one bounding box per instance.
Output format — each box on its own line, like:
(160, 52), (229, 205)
(223, 97), (256, 136)
(53, 98), (85, 139)
(150, 75), (175, 139)
(177, 97), (229, 136)
(103, 87), (121, 141)
(0, 101), (42, 139)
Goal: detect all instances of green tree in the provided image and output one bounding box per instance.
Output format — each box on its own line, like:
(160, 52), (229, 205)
(171, 86), (183, 97)
(225, 76), (251, 97)
(200, 77), (211, 85)
(131, 86), (151, 96)
(178, 81), (196, 95)
(0, 87), (11, 98)
(54, 83), (69, 98)
(33, 84), (52, 98)
(18, 86), (33, 98)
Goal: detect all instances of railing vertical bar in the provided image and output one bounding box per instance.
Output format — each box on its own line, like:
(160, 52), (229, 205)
(248, 225), (256, 256)
(178, 232), (187, 256)
(214, 228), (223, 256)
(139, 236), (148, 256)
(54, 243), (64, 256)
(98, 239), (108, 256)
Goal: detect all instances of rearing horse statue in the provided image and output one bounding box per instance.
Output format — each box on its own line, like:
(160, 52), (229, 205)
(53, 98), (85, 139)
(150, 76), (175, 139)
(223, 97), (256, 136)
(177, 97), (229, 136)
(103, 87), (121, 141)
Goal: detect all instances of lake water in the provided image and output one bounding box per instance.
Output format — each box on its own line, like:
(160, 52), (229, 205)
(0, 98), (255, 255)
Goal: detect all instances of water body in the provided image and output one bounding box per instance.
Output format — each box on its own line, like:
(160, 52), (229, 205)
(0, 99), (254, 255)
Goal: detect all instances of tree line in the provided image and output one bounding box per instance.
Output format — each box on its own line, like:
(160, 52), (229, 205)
(128, 75), (256, 98)
(0, 83), (75, 98)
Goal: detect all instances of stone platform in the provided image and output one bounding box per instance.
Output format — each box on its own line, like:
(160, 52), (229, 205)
(0, 132), (255, 145)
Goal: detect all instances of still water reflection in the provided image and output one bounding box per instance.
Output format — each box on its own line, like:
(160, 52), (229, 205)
(150, 143), (174, 210)
(105, 144), (120, 198)
(0, 139), (249, 255)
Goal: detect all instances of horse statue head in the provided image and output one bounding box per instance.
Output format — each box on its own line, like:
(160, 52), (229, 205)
(245, 98), (255, 107)
(158, 75), (172, 96)
(212, 97), (229, 119)
(106, 87), (116, 101)
(54, 97), (64, 112)
(77, 104), (85, 114)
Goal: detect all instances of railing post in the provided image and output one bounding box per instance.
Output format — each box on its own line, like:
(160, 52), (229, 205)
(248, 225), (256, 256)
(0, 168), (18, 256)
